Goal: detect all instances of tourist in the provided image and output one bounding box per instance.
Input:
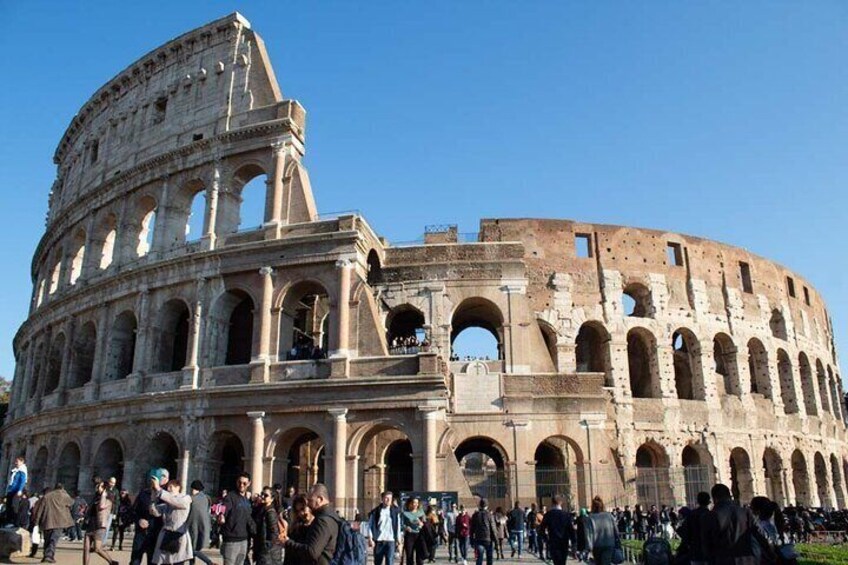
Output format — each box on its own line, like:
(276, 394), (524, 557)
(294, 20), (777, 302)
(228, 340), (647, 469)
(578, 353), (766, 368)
(539, 494), (575, 565)
(186, 481), (212, 565)
(676, 492), (710, 565)
(131, 469), (167, 565)
(704, 483), (774, 564)
(279, 483), (339, 565)
(506, 501), (525, 559)
(111, 489), (133, 551)
(400, 496), (425, 565)
(34, 482), (74, 563)
(455, 505), (471, 564)
(149, 477), (193, 565)
(421, 506), (439, 563)
(444, 502), (459, 563)
(218, 472), (256, 565)
(102, 477), (118, 545)
(70, 490), (87, 542)
(83, 479), (117, 565)
(633, 504), (646, 540)
(525, 503), (538, 554)
(282, 494), (312, 565)
(535, 505), (548, 560)
(252, 487), (281, 565)
(578, 496), (618, 565)
(469, 498), (498, 565)
(4, 456), (27, 526)
(366, 490), (401, 565)
(29, 487), (47, 559)
(280, 487), (296, 515)
(492, 507), (507, 560)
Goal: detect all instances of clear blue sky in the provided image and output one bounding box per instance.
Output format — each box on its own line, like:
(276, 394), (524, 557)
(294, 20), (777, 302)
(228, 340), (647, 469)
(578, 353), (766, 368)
(0, 1), (846, 378)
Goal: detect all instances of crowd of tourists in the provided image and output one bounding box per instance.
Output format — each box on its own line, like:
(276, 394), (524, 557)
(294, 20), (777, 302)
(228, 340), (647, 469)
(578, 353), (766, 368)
(285, 340), (326, 361)
(389, 335), (431, 356)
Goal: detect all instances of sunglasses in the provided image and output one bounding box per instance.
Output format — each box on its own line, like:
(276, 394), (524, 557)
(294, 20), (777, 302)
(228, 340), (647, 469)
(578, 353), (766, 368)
(237, 480), (250, 485)
(261, 493), (272, 498)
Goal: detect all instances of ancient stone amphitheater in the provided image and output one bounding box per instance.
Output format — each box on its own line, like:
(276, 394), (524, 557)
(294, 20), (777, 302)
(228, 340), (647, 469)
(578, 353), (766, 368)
(5, 13), (846, 514)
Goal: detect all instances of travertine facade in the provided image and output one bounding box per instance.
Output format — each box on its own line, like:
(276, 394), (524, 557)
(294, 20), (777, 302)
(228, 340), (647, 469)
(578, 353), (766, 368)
(5, 13), (847, 513)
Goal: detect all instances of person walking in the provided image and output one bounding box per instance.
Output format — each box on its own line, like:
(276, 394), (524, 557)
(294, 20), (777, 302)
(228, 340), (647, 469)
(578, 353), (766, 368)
(149, 477), (193, 565)
(577, 496), (618, 565)
(400, 497), (425, 565)
(4, 456), (27, 526)
(252, 487), (282, 565)
(218, 472), (256, 565)
(70, 491), (87, 542)
(83, 479), (117, 565)
(469, 498), (498, 565)
(131, 469), (168, 565)
(111, 490), (133, 552)
(102, 478), (118, 545)
(34, 482), (74, 563)
(540, 495), (576, 565)
(705, 484), (774, 565)
(421, 506), (439, 563)
(366, 491), (401, 565)
(506, 502), (525, 560)
(676, 492), (711, 565)
(186, 481), (212, 565)
(29, 488), (47, 559)
(492, 507), (507, 560)
(455, 506), (471, 565)
(444, 502), (459, 563)
(279, 483), (340, 565)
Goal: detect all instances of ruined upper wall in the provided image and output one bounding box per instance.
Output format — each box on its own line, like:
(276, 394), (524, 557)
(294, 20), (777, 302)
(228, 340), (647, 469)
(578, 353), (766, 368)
(48, 12), (282, 224)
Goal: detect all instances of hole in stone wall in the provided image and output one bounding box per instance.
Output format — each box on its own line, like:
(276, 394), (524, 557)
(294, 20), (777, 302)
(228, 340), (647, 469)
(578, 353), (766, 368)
(739, 261), (753, 294)
(574, 233), (592, 258)
(787, 276), (796, 298)
(667, 242), (683, 266)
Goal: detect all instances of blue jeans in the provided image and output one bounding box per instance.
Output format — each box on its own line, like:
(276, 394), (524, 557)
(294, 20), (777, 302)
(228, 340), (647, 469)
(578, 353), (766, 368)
(474, 541), (493, 565)
(373, 540), (396, 565)
(527, 529), (537, 552)
(457, 536), (468, 560)
(508, 530), (525, 556)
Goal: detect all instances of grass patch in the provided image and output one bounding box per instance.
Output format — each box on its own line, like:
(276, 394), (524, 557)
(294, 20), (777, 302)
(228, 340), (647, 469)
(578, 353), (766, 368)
(621, 539), (848, 564)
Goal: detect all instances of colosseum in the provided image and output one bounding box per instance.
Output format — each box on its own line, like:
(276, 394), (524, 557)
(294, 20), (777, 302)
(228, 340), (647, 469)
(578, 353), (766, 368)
(4, 12), (847, 514)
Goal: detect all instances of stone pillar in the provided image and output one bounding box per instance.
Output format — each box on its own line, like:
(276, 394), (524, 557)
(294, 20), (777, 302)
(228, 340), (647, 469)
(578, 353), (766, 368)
(251, 267), (274, 383)
(90, 303), (111, 395)
(264, 142), (288, 236)
(183, 277), (206, 389)
(329, 409), (348, 515)
(57, 319), (76, 400)
(178, 450), (191, 489)
(248, 412), (266, 490)
(332, 260), (353, 359)
(202, 163), (220, 251)
(420, 406), (441, 491)
(132, 289), (151, 375)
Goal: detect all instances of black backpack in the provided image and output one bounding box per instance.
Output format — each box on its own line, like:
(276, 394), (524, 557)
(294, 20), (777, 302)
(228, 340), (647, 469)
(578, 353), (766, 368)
(642, 537), (673, 565)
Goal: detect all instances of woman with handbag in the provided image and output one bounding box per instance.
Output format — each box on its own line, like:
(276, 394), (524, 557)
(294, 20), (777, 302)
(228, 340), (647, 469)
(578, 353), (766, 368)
(83, 481), (117, 565)
(149, 477), (193, 565)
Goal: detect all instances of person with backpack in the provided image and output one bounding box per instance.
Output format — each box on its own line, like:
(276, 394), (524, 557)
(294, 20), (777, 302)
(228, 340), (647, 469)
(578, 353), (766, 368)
(365, 491), (401, 565)
(506, 501), (525, 559)
(279, 483), (340, 565)
(578, 496), (618, 565)
(705, 483), (775, 565)
(469, 498), (498, 565)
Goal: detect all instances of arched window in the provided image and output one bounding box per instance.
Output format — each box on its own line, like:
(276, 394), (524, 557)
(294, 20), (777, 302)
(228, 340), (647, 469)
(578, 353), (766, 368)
(225, 166), (268, 233)
(816, 360), (831, 413)
(366, 250), (382, 285)
(672, 329), (704, 400)
(138, 209), (157, 257)
(635, 442), (673, 506)
(35, 278), (46, 308)
(70, 322), (96, 388)
(186, 190), (206, 242)
(799, 353), (817, 416)
(155, 300), (190, 372)
(386, 305), (426, 355)
(44, 333), (66, 394)
(622, 283), (652, 318)
(279, 282), (331, 360)
(575, 322), (611, 384)
(106, 311), (137, 380)
(713, 333), (740, 396)
(538, 320), (559, 371)
(627, 328), (660, 398)
(770, 309), (788, 341)
(208, 290), (255, 367)
(747, 338), (771, 398)
(69, 229), (86, 285)
(48, 260), (62, 295)
(100, 228), (117, 269)
(455, 437), (509, 501)
(763, 448), (785, 505)
(450, 298), (504, 362)
(777, 349), (799, 414)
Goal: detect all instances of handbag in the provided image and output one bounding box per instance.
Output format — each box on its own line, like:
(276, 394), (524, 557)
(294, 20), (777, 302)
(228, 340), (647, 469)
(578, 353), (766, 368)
(160, 529), (184, 554)
(612, 533), (625, 564)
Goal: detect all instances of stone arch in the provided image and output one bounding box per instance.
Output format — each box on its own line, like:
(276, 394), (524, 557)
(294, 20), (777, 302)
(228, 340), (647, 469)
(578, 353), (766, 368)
(127, 194), (158, 258)
(627, 327), (660, 398)
(454, 436), (510, 506)
(278, 280), (331, 359)
(814, 452), (831, 508)
(450, 297), (505, 361)
(57, 441), (81, 492)
(44, 332), (66, 394)
(106, 310), (137, 380)
(209, 431), (245, 493)
(222, 163), (268, 234)
(816, 359), (831, 414)
(534, 436), (586, 509)
(672, 328), (704, 400)
(68, 228), (87, 285)
(729, 447), (755, 504)
(48, 259), (62, 295)
(538, 319), (559, 371)
(575, 322), (611, 384)
(791, 449), (810, 506)
(831, 454), (845, 509)
(366, 249), (382, 285)
(271, 427), (326, 492)
(770, 309), (788, 341)
(29, 340), (46, 398)
(93, 438), (124, 487)
(828, 366), (841, 419)
(140, 431), (180, 489)
(208, 289), (255, 367)
(163, 178), (206, 248)
(622, 282), (653, 318)
(70, 321), (97, 388)
(763, 447), (785, 506)
(799, 353), (817, 416)
(776, 349), (799, 414)
(386, 304), (426, 354)
(98, 213), (118, 270)
(747, 338), (772, 399)
(635, 441), (673, 506)
(355, 422), (415, 505)
(154, 298), (191, 372)
(713, 333), (740, 396)
(30, 446), (49, 493)
(681, 444), (714, 506)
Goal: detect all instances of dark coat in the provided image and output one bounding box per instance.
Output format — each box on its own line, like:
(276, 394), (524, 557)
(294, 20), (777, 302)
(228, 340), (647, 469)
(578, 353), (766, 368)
(35, 488), (74, 531)
(540, 508), (575, 550)
(284, 504), (339, 565)
(470, 508), (498, 543)
(705, 500), (774, 565)
(677, 505), (711, 561)
(186, 492), (211, 551)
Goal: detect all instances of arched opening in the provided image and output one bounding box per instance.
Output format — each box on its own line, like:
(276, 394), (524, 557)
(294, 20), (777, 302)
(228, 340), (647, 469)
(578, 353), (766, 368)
(279, 282), (330, 360)
(208, 290), (254, 367)
(30, 447), (48, 493)
(534, 436), (586, 509)
(828, 366), (841, 419)
(57, 442), (81, 492)
(816, 360), (831, 414)
(237, 171), (267, 232)
(144, 432), (179, 488)
(791, 450), (810, 506)
(210, 432), (245, 493)
(99, 214), (118, 270)
(538, 320), (559, 371)
(384, 440), (414, 497)
(635, 442), (673, 507)
(831, 454), (845, 509)
(672, 329), (703, 400)
(729, 448), (755, 504)
(155, 299), (190, 372)
(29, 341), (46, 398)
(777, 349), (799, 414)
(814, 452), (831, 508)
(450, 298), (504, 363)
(186, 190), (206, 242)
(366, 250), (382, 285)
(69, 229), (86, 285)
(799, 353), (817, 416)
(106, 311), (137, 380)
(274, 429), (325, 493)
(681, 445), (713, 506)
(762, 448), (785, 506)
(770, 309), (788, 341)
(622, 283), (652, 318)
(455, 437), (509, 507)
(747, 338), (771, 398)
(386, 305), (426, 355)
(49, 261), (62, 295)
(713, 333), (740, 396)
(575, 322), (610, 381)
(134, 196), (158, 257)
(70, 322), (96, 388)
(93, 439), (124, 487)
(627, 328), (660, 398)
(356, 425), (414, 507)
(44, 333), (66, 394)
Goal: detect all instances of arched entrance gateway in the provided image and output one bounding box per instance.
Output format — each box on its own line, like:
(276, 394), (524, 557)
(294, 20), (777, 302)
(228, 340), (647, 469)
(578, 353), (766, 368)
(681, 445), (714, 506)
(209, 432), (245, 493)
(57, 443), (81, 492)
(93, 439), (124, 487)
(272, 428), (325, 494)
(729, 447), (755, 504)
(635, 442), (673, 507)
(534, 436), (587, 509)
(792, 450), (811, 506)
(763, 448), (785, 506)
(454, 437), (509, 509)
(356, 423), (414, 510)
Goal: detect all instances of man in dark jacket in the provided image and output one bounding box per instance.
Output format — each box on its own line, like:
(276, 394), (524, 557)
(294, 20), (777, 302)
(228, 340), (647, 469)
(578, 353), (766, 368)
(33, 483), (74, 563)
(705, 483), (774, 565)
(280, 483), (339, 565)
(540, 495), (576, 565)
(470, 498), (498, 565)
(677, 491), (711, 565)
(507, 501), (526, 559)
(218, 472), (256, 565)
(130, 471), (166, 565)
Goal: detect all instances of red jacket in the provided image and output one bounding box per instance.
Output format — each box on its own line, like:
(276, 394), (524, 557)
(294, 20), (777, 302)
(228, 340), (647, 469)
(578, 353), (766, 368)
(456, 513), (471, 538)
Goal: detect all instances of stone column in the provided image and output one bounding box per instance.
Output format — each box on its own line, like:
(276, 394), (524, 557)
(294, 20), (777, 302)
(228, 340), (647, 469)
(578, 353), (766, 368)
(202, 163), (220, 251)
(264, 142), (288, 236)
(332, 259), (353, 358)
(329, 409), (348, 514)
(90, 303), (111, 394)
(178, 451), (191, 489)
(57, 319), (76, 401)
(248, 412), (266, 490)
(132, 289), (151, 375)
(183, 277), (206, 389)
(251, 267), (274, 383)
(420, 406), (441, 491)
